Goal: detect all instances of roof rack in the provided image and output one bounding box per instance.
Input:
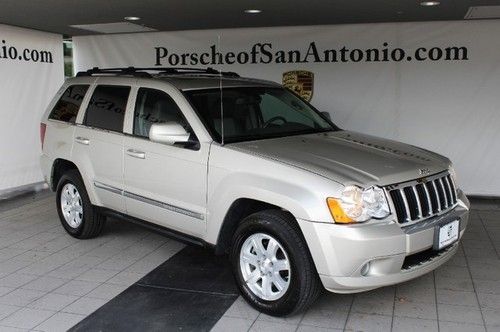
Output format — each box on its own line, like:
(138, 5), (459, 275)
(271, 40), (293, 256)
(75, 67), (240, 78)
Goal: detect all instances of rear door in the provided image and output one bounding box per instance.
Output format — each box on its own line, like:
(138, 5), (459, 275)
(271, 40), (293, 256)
(72, 78), (132, 212)
(122, 85), (210, 237)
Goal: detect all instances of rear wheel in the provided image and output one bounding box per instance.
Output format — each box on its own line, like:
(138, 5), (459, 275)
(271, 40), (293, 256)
(56, 170), (105, 239)
(230, 210), (321, 316)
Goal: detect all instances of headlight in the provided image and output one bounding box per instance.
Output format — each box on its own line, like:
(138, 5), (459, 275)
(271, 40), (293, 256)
(327, 186), (390, 223)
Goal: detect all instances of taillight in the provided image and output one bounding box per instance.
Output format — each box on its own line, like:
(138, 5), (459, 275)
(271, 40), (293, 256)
(40, 123), (47, 149)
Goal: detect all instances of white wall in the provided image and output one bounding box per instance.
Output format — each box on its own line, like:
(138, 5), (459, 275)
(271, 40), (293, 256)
(73, 20), (500, 196)
(0, 24), (64, 193)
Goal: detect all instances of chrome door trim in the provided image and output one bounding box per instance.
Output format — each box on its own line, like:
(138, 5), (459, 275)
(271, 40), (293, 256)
(94, 181), (123, 195)
(93, 181), (204, 221)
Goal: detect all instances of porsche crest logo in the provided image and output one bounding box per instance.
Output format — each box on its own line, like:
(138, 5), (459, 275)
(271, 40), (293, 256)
(282, 70), (314, 102)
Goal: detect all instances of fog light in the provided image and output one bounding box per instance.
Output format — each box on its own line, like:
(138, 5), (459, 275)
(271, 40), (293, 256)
(360, 262), (371, 276)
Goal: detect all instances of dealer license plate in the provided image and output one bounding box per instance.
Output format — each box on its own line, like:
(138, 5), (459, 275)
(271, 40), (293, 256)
(435, 220), (459, 250)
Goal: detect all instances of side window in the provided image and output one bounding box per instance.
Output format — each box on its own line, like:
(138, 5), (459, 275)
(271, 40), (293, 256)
(48, 85), (89, 123)
(133, 88), (189, 138)
(84, 85), (130, 132)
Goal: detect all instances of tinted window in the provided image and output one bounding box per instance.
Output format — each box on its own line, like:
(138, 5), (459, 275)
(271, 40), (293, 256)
(49, 85), (89, 123)
(134, 88), (189, 138)
(84, 85), (130, 132)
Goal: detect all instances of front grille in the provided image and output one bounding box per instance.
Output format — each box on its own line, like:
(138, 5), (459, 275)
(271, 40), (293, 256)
(387, 172), (457, 224)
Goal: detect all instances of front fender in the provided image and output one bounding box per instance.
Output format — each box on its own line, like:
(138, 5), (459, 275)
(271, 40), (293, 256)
(205, 170), (342, 244)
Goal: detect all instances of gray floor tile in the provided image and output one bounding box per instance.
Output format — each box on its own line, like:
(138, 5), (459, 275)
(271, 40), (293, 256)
(106, 270), (145, 286)
(296, 326), (343, 332)
(438, 321), (486, 332)
(350, 287), (395, 316)
(437, 303), (483, 324)
(75, 268), (119, 283)
(435, 276), (474, 292)
(436, 265), (471, 280)
(85, 283), (128, 300)
(223, 297), (260, 320)
(0, 286), (15, 297)
(436, 289), (479, 307)
(0, 304), (19, 321)
(394, 298), (437, 319)
(345, 313), (392, 332)
(62, 296), (108, 315)
(21, 275), (69, 292)
(392, 317), (438, 332)
(481, 307), (500, 328)
(250, 320), (298, 332)
(257, 312), (304, 326)
(300, 307), (348, 329)
(477, 292), (500, 310)
(27, 293), (79, 311)
(211, 316), (254, 332)
(0, 273), (38, 288)
(0, 288), (47, 307)
(473, 280), (500, 295)
(0, 308), (55, 329)
(53, 279), (101, 297)
(34, 312), (85, 332)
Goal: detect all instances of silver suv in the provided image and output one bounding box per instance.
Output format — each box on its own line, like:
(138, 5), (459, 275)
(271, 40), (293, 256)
(40, 67), (469, 316)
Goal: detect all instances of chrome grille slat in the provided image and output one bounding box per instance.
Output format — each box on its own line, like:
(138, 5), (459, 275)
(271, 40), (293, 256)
(386, 172), (458, 225)
(431, 180), (442, 212)
(437, 178), (448, 209)
(421, 184), (433, 216)
(412, 186), (422, 219)
(399, 189), (411, 223)
(443, 176), (454, 206)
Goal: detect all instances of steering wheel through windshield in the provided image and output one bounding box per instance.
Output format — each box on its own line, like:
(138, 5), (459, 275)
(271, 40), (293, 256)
(263, 116), (288, 128)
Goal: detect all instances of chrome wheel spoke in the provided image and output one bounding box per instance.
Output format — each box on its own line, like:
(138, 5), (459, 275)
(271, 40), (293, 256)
(241, 251), (259, 267)
(266, 238), (279, 256)
(272, 273), (287, 292)
(273, 259), (289, 271)
(245, 269), (261, 284)
(261, 275), (272, 297)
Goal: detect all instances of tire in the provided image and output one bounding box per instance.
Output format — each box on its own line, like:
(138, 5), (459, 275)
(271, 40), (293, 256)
(56, 169), (105, 239)
(230, 210), (322, 316)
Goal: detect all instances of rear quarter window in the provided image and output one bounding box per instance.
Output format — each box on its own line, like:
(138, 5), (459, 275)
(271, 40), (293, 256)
(48, 85), (89, 123)
(83, 85), (130, 133)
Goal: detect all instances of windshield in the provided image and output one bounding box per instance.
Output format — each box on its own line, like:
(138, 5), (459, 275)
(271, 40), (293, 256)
(184, 87), (338, 143)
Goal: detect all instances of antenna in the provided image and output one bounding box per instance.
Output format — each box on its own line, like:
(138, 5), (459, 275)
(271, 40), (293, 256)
(218, 34), (225, 146)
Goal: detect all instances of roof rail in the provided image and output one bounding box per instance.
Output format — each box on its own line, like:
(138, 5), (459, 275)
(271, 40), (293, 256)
(75, 67), (240, 78)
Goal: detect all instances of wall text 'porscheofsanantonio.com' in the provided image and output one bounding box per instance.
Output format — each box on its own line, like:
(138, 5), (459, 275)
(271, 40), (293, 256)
(154, 42), (469, 66)
(0, 39), (54, 64)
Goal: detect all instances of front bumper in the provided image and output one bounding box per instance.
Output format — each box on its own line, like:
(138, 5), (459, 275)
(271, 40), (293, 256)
(298, 190), (470, 293)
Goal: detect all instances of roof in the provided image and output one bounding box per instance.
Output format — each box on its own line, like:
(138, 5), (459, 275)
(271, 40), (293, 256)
(156, 74), (280, 91)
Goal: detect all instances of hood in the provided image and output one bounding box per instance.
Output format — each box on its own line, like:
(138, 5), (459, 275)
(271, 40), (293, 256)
(230, 130), (450, 186)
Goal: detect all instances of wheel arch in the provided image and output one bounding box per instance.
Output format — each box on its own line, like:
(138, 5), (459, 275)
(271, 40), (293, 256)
(51, 158), (79, 191)
(214, 197), (301, 255)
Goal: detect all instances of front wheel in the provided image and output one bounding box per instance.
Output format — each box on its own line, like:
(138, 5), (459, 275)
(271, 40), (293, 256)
(230, 210), (321, 316)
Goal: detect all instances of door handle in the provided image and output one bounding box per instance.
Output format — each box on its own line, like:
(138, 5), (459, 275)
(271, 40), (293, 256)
(75, 137), (90, 145)
(126, 149), (146, 159)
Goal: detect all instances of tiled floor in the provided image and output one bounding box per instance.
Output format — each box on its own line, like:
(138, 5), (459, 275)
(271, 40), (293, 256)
(0, 192), (499, 331)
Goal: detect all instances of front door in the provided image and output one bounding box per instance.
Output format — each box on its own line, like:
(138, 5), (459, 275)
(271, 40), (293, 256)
(123, 87), (209, 237)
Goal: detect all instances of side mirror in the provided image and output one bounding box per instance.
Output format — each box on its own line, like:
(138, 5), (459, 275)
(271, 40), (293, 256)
(321, 111), (332, 120)
(149, 122), (190, 145)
